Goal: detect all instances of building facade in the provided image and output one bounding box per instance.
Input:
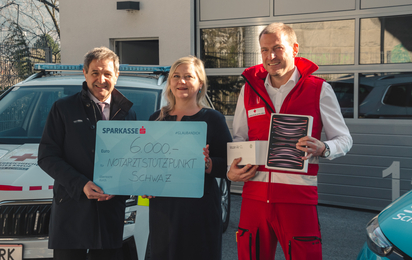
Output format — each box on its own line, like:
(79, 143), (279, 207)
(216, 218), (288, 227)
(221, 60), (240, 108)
(60, 0), (195, 66)
(61, 0), (412, 210)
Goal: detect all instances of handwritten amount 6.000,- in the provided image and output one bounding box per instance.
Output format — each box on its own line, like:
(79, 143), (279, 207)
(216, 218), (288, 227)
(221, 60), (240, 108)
(130, 137), (171, 154)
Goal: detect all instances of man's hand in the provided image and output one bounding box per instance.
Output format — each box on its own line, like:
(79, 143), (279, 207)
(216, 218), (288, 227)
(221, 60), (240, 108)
(296, 136), (325, 160)
(227, 158), (259, 182)
(83, 181), (114, 201)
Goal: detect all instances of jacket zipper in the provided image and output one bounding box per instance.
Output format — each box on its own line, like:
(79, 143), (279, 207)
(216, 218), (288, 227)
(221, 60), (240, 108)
(267, 171), (271, 203)
(288, 241), (292, 260)
(242, 74), (273, 204)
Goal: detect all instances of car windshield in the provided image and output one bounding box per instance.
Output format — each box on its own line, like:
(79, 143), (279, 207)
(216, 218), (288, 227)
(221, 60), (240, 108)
(0, 85), (161, 144)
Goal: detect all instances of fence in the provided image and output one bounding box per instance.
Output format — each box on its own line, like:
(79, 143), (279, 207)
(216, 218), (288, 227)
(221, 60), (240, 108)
(0, 44), (60, 93)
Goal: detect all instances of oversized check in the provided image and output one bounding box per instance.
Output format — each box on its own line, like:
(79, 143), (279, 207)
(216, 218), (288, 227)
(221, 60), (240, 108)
(93, 121), (207, 198)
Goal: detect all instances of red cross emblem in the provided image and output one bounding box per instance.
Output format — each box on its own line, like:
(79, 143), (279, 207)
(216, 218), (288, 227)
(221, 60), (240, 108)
(10, 153), (37, 161)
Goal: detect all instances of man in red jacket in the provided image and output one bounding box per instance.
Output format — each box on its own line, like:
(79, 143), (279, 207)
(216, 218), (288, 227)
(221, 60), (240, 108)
(227, 23), (352, 260)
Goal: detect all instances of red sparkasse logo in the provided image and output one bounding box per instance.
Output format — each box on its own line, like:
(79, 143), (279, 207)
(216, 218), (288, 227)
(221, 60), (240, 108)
(140, 126), (146, 134)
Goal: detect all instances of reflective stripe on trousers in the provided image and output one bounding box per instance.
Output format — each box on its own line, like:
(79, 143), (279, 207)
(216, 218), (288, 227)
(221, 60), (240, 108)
(249, 171), (317, 186)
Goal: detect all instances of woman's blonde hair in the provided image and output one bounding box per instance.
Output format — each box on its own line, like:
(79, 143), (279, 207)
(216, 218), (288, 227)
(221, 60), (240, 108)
(157, 56), (208, 120)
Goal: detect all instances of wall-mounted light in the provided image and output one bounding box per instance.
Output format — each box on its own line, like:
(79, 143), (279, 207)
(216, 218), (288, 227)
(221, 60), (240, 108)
(117, 1), (140, 11)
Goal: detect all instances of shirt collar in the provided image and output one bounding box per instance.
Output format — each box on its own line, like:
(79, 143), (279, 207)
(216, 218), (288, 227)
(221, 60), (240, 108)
(88, 91), (112, 105)
(264, 66), (301, 90)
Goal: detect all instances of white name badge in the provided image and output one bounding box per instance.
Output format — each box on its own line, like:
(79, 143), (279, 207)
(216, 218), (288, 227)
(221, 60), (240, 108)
(248, 107), (265, 118)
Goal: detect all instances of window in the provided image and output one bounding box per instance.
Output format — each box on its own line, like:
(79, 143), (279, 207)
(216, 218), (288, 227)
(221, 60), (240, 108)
(116, 87), (161, 120)
(360, 15), (412, 64)
(200, 20), (355, 68)
(314, 73), (412, 119)
(199, 15), (412, 120)
(115, 40), (159, 65)
(207, 76), (244, 115)
(383, 85), (408, 107)
(315, 74), (355, 118)
(359, 73), (412, 118)
(0, 86), (77, 140)
(291, 20), (355, 66)
(0, 90), (36, 135)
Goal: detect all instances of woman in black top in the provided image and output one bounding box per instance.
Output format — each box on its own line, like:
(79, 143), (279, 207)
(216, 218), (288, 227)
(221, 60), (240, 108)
(148, 56), (232, 260)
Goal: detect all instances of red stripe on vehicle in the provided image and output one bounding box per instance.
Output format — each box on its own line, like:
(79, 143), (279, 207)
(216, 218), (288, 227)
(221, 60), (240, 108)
(29, 186), (42, 191)
(0, 185), (23, 191)
(49, 185), (54, 189)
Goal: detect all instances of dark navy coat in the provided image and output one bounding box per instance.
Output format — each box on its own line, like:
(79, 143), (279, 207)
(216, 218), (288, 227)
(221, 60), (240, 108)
(38, 82), (136, 249)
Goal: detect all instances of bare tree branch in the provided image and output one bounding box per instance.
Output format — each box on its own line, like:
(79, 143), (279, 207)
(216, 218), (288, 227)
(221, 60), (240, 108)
(42, 1), (59, 38)
(0, 0), (61, 90)
(36, 0), (59, 12)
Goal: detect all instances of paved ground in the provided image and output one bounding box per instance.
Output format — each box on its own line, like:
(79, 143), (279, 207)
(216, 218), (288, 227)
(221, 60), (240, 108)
(222, 194), (379, 260)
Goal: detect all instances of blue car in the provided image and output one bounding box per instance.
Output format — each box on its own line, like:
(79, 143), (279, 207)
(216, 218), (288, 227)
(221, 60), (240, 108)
(357, 190), (412, 260)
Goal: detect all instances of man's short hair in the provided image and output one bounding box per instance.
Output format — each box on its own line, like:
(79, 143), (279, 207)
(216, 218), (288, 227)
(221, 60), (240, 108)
(259, 22), (297, 46)
(83, 47), (120, 73)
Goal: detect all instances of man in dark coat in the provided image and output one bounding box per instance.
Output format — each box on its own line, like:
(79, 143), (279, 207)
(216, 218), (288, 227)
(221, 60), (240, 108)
(38, 47), (136, 260)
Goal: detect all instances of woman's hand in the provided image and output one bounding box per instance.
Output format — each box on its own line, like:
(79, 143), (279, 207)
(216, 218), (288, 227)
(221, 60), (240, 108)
(203, 144), (213, 174)
(141, 195), (155, 199)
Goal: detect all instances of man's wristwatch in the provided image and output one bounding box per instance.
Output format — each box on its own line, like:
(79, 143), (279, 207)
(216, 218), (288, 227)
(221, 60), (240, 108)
(321, 142), (330, 158)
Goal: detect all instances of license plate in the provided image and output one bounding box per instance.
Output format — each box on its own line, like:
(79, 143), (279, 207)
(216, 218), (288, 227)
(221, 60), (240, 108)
(0, 244), (23, 260)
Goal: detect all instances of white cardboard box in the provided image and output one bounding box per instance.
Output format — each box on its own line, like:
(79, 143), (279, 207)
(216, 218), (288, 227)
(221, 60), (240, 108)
(227, 141), (268, 166)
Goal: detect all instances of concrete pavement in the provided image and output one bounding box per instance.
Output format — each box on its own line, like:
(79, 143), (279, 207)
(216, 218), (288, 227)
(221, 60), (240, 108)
(222, 194), (379, 260)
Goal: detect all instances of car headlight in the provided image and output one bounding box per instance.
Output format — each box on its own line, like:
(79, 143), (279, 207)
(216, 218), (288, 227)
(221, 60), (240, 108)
(366, 215), (393, 256)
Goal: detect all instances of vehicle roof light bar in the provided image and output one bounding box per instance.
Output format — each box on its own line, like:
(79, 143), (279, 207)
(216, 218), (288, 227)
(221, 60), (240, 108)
(34, 63), (170, 73)
(34, 64), (83, 71)
(119, 64), (170, 72)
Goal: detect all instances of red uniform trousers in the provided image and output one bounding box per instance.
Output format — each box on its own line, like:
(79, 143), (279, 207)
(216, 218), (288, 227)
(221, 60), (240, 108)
(237, 198), (322, 260)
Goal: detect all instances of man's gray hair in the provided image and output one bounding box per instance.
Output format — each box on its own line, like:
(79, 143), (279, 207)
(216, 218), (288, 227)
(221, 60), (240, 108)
(83, 47), (120, 73)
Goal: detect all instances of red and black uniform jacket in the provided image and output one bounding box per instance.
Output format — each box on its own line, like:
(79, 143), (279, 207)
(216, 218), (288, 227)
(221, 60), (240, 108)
(241, 57), (324, 205)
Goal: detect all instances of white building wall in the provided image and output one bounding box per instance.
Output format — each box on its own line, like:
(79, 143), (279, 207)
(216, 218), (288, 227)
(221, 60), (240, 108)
(60, 0), (193, 65)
